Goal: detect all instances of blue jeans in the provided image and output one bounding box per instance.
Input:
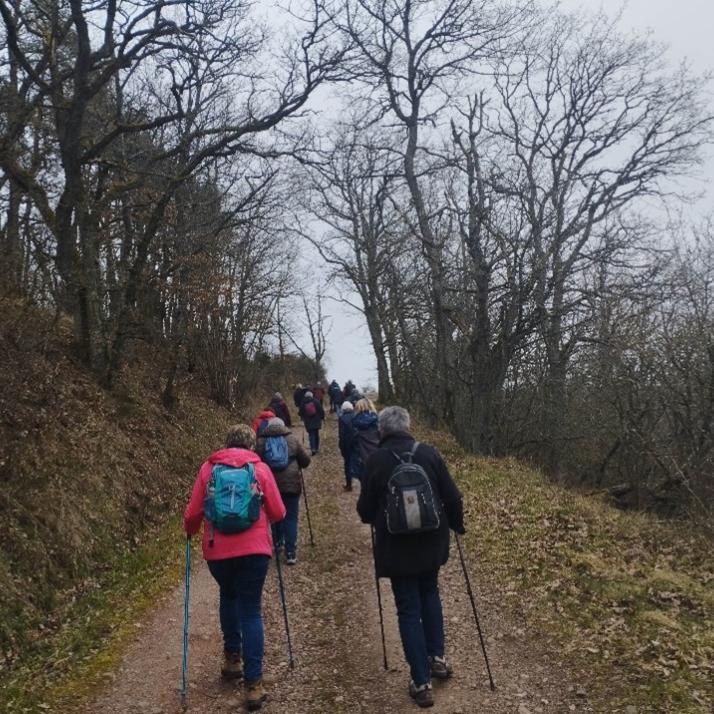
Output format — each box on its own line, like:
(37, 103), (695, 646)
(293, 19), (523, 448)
(390, 571), (445, 686)
(307, 429), (320, 453)
(272, 492), (300, 557)
(207, 555), (270, 681)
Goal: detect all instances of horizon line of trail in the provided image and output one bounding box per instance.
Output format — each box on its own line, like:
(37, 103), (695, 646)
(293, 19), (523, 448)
(78, 417), (590, 714)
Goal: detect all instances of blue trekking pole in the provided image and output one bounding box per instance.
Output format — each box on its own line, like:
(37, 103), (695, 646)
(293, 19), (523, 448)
(180, 536), (192, 710)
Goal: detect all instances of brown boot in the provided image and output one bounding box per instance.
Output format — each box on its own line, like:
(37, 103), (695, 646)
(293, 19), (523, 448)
(221, 651), (242, 680)
(245, 679), (267, 711)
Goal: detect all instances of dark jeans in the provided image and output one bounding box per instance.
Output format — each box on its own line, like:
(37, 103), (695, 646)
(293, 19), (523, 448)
(272, 492), (300, 557)
(307, 428), (320, 453)
(390, 571), (445, 686)
(207, 555), (270, 681)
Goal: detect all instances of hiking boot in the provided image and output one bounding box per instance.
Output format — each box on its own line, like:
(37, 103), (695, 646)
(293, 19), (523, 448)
(429, 655), (453, 680)
(245, 679), (267, 711)
(221, 651), (242, 680)
(409, 681), (434, 708)
(285, 553), (297, 565)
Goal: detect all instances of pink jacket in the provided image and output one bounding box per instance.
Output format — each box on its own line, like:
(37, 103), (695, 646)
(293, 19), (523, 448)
(184, 448), (286, 560)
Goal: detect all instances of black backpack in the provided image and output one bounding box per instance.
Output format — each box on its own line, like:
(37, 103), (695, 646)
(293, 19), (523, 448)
(384, 442), (441, 535)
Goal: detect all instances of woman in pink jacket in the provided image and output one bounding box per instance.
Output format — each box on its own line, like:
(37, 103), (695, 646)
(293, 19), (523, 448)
(184, 424), (286, 711)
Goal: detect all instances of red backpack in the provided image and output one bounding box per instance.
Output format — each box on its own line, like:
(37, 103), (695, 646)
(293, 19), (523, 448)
(304, 400), (317, 417)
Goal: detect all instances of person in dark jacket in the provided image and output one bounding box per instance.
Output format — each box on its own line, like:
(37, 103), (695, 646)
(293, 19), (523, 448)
(342, 380), (354, 401)
(357, 406), (465, 709)
(352, 398), (379, 480)
(338, 401), (360, 490)
(328, 380), (343, 414)
(298, 390), (325, 455)
(292, 384), (307, 409)
(268, 392), (291, 427)
(256, 418), (311, 565)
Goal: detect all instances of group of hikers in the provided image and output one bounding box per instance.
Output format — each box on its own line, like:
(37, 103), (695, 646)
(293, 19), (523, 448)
(183, 379), (466, 710)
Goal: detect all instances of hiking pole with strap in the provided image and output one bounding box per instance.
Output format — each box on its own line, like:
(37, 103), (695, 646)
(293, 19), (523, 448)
(370, 526), (388, 670)
(274, 542), (295, 669)
(180, 535), (192, 710)
(455, 533), (496, 691)
(299, 468), (315, 546)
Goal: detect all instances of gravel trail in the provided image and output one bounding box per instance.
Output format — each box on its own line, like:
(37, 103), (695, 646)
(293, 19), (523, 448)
(80, 419), (594, 714)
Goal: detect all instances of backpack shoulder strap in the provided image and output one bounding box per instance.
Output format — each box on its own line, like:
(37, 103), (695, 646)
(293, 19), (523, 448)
(405, 441), (420, 462)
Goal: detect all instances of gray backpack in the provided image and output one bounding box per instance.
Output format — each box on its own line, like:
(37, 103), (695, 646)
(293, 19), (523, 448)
(385, 442), (441, 535)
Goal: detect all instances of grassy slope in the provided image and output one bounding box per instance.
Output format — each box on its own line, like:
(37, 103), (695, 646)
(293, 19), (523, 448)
(0, 302), (260, 713)
(418, 426), (714, 713)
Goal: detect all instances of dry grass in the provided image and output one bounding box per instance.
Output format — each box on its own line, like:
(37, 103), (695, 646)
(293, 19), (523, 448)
(415, 425), (714, 713)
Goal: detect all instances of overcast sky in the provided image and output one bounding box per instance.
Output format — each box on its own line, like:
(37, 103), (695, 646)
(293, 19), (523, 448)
(317, 0), (714, 392)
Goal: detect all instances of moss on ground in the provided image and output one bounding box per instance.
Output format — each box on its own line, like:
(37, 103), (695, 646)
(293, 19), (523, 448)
(416, 426), (714, 713)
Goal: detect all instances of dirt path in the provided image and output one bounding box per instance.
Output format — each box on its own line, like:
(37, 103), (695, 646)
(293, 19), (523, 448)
(81, 419), (594, 714)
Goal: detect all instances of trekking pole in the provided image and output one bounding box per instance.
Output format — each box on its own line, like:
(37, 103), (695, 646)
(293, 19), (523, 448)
(180, 536), (192, 710)
(299, 468), (316, 546)
(274, 543), (295, 670)
(370, 526), (388, 670)
(455, 534), (496, 691)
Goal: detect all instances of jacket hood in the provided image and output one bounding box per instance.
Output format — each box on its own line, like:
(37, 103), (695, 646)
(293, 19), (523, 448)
(354, 411), (378, 428)
(257, 409), (275, 419)
(261, 421), (291, 437)
(208, 448), (261, 467)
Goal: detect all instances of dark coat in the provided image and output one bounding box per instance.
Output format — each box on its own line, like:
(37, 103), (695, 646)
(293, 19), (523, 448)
(338, 411), (356, 456)
(268, 398), (292, 427)
(338, 411), (361, 476)
(329, 381), (344, 404)
(293, 387), (307, 408)
(357, 432), (465, 578)
(352, 411), (379, 477)
(299, 397), (325, 431)
(256, 421), (311, 495)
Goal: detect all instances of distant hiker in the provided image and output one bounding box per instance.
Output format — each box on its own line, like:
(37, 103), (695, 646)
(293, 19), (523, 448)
(256, 417), (311, 565)
(268, 392), (292, 427)
(292, 384), (307, 409)
(328, 379), (343, 414)
(357, 406), (465, 709)
(352, 398), (379, 479)
(342, 380), (355, 401)
(252, 408), (276, 435)
(338, 400), (359, 491)
(299, 390), (325, 455)
(348, 387), (363, 405)
(184, 424), (286, 711)
(312, 382), (326, 406)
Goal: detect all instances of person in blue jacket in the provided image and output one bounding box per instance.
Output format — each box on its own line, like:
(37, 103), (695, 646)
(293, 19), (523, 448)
(352, 398), (379, 479)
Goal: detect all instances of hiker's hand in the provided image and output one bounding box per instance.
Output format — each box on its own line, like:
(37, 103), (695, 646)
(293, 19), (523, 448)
(454, 525), (466, 535)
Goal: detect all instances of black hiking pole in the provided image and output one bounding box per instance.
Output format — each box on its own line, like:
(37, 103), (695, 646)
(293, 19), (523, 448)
(370, 526), (388, 671)
(455, 534), (496, 691)
(274, 543), (295, 670)
(299, 468), (315, 546)
(180, 536), (192, 710)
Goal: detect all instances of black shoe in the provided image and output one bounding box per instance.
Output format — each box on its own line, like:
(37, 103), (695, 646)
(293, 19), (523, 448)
(343, 483), (353, 491)
(429, 656), (453, 680)
(409, 681), (434, 708)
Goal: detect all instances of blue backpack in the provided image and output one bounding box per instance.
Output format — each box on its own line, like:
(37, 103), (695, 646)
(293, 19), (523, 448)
(204, 464), (262, 546)
(263, 436), (289, 471)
